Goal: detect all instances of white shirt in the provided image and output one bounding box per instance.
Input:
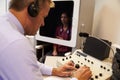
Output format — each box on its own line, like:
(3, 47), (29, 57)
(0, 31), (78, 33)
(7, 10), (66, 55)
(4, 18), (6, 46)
(0, 12), (77, 80)
(0, 12), (52, 80)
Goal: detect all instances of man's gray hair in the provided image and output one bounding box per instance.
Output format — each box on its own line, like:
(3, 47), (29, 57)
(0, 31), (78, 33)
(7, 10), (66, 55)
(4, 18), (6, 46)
(9, 0), (54, 11)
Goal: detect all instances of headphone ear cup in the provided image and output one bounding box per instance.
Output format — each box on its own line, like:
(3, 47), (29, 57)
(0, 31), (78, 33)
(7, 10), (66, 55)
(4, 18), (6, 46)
(28, 2), (39, 17)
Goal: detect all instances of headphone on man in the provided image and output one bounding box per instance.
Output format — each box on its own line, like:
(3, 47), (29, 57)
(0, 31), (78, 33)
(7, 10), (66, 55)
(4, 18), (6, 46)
(28, 0), (39, 17)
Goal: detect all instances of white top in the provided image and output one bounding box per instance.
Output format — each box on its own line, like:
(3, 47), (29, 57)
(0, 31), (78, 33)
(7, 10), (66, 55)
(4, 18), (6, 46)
(0, 12), (52, 80)
(0, 11), (77, 80)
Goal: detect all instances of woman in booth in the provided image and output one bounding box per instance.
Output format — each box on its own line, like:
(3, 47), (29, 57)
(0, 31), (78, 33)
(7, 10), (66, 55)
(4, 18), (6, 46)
(52, 11), (72, 56)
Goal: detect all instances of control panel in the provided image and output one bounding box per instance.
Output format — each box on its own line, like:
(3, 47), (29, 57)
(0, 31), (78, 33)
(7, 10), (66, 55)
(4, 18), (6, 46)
(57, 49), (112, 80)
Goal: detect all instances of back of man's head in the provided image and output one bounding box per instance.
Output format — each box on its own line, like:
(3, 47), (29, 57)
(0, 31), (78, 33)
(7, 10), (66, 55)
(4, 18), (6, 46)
(9, 0), (54, 11)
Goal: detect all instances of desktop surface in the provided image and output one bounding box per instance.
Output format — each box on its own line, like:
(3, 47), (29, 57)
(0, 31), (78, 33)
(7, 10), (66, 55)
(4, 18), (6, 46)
(44, 56), (70, 80)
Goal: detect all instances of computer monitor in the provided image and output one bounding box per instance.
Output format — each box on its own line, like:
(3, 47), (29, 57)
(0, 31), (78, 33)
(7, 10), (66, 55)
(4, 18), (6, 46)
(35, 0), (80, 47)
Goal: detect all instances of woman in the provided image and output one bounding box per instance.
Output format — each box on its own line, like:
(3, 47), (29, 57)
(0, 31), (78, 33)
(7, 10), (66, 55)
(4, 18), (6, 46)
(52, 12), (72, 56)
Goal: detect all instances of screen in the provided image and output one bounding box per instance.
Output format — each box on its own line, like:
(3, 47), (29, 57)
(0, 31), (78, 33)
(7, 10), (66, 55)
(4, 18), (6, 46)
(35, 0), (80, 47)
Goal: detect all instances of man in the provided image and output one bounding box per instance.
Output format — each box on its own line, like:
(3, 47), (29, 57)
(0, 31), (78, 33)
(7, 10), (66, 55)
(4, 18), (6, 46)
(0, 0), (92, 80)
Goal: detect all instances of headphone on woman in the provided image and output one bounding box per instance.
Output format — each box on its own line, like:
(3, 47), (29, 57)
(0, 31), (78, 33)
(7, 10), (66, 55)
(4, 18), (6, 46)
(28, 0), (39, 17)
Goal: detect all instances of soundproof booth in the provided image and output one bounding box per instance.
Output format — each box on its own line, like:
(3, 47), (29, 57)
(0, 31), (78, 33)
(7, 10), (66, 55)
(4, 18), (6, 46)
(36, 0), (77, 47)
(35, 0), (95, 58)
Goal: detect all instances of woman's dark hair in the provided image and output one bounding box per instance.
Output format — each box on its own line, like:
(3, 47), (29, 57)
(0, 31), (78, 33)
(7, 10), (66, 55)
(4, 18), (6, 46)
(59, 11), (72, 27)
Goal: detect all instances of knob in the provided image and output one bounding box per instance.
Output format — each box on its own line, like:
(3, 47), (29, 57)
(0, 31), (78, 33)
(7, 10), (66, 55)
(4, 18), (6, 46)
(75, 64), (80, 69)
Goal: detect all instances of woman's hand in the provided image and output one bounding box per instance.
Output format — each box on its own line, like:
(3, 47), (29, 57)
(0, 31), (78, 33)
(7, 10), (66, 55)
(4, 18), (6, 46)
(56, 36), (64, 40)
(52, 50), (57, 56)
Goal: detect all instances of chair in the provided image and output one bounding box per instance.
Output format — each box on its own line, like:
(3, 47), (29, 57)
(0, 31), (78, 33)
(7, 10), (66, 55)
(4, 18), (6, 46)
(36, 40), (53, 63)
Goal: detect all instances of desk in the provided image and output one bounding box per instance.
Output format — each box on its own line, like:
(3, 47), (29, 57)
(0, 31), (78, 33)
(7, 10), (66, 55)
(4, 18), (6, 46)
(45, 56), (64, 67)
(44, 56), (70, 80)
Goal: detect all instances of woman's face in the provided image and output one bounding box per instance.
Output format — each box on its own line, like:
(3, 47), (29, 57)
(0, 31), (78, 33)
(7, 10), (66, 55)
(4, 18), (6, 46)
(61, 13), (69, 25)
